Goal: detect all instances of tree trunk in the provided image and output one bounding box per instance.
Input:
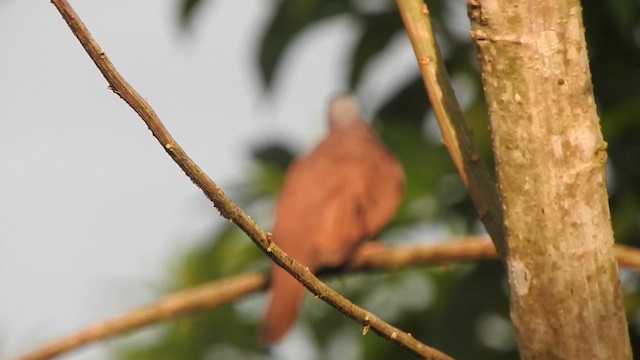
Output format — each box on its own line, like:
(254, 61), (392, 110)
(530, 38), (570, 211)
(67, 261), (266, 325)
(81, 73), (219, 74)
(468, 0), (631, 358)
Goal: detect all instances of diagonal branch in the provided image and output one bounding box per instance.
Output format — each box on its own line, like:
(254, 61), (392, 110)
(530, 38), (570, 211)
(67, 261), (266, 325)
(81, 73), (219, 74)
(48, 1), (450, 359)
(396, 0), (506, 257)
(14, 237), (640, 360)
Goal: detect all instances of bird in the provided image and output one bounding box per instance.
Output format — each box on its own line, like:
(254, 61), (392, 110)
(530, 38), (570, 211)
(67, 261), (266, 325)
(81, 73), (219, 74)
(258, 95), (405, 343)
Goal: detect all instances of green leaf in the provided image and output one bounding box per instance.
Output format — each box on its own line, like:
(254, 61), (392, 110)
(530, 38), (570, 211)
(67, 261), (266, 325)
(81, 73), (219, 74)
(258, 0), (353, 87)
(178, 0), (207, 27)
(348, 10), (403, 89)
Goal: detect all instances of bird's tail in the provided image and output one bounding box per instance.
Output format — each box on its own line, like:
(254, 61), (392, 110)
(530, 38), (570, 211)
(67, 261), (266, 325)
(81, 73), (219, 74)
(259, 265), (306, 343)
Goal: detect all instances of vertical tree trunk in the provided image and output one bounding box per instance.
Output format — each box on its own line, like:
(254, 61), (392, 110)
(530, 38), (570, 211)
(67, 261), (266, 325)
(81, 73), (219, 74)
(468, 0), (631, 358)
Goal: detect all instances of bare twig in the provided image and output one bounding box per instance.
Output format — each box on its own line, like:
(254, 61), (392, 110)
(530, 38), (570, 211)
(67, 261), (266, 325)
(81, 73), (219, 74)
(16, 238), (483, 360)
(615, 245), (640, 271)
(14, 236), (640, 360)
(395, 0), (506, 257)
(48, 1), (450, 359)
(348, 236), (496, 271)
(18, 237), (483, 360)
(14, 272), (266, 360)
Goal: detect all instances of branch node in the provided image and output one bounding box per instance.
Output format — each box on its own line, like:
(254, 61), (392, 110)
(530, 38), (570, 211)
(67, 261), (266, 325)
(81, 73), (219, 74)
(362, 323), (371, 335)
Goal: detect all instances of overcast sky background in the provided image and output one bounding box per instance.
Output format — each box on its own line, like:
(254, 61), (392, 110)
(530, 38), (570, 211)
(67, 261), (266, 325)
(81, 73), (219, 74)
(0, 1), (422, 359)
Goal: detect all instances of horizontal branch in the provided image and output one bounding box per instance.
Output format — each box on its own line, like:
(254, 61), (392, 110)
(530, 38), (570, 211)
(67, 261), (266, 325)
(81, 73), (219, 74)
(14, 237), (640, 360)
(348, 236), (496, 271)
(614, 244), (640, 271)
(14, 273), (265, 360)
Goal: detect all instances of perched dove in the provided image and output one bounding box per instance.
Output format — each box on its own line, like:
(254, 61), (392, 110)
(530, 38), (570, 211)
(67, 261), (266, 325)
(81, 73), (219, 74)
(259, 95), (405, 342)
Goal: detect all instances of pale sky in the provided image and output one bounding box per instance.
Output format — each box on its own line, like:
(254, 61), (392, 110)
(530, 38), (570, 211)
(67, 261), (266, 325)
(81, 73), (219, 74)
(0, 1), (419, 359)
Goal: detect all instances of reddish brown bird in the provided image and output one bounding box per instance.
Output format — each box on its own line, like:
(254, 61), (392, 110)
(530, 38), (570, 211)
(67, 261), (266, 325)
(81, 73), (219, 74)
(258, 95), (405, 343)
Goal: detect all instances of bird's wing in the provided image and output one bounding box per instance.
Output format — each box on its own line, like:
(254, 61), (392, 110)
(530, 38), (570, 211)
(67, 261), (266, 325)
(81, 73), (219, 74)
(271, 125), (404, 269)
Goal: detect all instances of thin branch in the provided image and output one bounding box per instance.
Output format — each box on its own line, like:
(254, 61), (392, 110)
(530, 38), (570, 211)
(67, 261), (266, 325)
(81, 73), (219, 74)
(615, 245), (640, 271)
(14, 272), (266, 360)
(14, 237), (640, 360)
(347, 236), (496, 271)
(395, 0), (506, 257)
(48, 1), (449, 359)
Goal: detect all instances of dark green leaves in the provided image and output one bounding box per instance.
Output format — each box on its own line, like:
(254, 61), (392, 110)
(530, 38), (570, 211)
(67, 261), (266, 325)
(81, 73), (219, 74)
(258, 0), (354, 87)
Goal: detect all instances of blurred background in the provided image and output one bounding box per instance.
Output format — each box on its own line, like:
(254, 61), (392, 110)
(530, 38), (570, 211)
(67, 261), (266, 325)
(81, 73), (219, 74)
(1, 0), (639, 359)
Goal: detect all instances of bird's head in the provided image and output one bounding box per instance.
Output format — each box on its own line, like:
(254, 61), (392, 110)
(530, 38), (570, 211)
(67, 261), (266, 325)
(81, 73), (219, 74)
(328, 95), (365, 131)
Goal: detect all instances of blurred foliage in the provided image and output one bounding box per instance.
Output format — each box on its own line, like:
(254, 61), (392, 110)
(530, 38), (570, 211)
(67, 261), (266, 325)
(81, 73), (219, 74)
(117, 0), (640, 359)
